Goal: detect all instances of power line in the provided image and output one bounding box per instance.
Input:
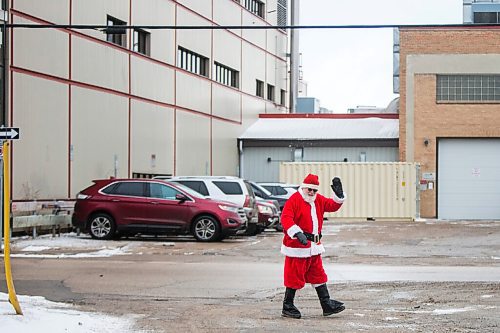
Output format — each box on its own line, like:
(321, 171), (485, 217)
(4, 23), (500, 30)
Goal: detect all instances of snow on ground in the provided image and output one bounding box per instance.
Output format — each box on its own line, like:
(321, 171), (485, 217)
(0, 292), (142, 333)
(1, 234), (148, 332)
(3, 233), (144, 258)
(432, 307), (476, 315)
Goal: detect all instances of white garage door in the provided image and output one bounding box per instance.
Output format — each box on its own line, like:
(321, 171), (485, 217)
(438, 139), (500, 219)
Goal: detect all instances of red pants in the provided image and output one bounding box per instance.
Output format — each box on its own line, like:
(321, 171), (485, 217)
(284, 255), (328, 289)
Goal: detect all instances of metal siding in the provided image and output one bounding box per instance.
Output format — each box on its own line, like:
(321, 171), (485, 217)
(280, 162), (418, 219)
(130, 100), (174, 175)
(438, 139), (500, 219)
(243, 147), (292, 182)
(304, 147), (398, 163)
(13, 74), (69, 199)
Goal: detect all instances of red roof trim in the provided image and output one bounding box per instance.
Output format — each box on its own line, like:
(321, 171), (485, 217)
(259, 113), (399, 119)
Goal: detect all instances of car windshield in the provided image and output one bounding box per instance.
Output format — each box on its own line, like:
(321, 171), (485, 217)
(253, 182), (272, 196)
(171, 182), (206, 199)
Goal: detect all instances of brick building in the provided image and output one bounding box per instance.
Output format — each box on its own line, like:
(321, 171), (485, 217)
(399, 27), (500, 219)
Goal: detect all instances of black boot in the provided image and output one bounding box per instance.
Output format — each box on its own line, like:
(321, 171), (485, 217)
(282, 287), (301, 319)
(315, 284), (345, 316)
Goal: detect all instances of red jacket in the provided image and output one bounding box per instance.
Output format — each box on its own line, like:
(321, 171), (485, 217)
(281, 189), (344, 258)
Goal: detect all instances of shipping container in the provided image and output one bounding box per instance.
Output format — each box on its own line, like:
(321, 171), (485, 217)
(280, 162), (419, 220)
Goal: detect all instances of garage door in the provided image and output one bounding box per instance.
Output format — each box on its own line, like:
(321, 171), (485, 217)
(438, 139), (500, 219)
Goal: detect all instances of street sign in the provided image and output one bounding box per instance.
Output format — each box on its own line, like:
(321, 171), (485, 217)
(0, 127), (20, 140)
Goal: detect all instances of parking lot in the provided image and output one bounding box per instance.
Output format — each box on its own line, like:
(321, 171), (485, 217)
(1, 219), (499, 332)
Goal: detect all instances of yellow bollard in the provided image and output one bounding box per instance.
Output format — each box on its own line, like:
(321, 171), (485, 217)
(2, 141), (23, 315)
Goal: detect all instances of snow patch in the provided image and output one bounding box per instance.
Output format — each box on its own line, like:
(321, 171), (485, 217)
(432, 307), (475, 315)
(0, 292), (141, 332)
(21, 245), (54, 252)
(9, 246), (134, 258)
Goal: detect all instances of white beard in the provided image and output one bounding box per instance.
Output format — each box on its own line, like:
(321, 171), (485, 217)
(300, 188), (317, 204)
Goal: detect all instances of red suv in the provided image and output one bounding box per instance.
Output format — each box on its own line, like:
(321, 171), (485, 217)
(72, 178), (246, 242)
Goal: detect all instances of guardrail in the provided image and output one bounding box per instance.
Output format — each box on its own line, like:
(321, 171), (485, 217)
(13, 214), (72, 237)
(10, 200), (75, 237)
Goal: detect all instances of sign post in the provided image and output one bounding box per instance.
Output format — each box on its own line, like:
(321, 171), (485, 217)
(0, 127), (19, 140)
(1, 128), (23, 315)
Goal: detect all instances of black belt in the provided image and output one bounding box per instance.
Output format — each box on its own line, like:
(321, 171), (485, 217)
(303, 232), (322, 243)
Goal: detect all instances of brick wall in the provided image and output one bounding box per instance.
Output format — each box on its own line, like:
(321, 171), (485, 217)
(399, 27), (500, 217)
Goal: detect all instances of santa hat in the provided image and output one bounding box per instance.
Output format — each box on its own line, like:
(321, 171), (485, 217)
(301, 173), (319, 190)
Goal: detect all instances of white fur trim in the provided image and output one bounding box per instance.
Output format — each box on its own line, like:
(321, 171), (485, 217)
(310, 242), (325, 255)
(281, 243), (325, 257)
(287, 224), (303, 238)
(310, 201), (318, 235)
(333, 192), (346, 204)
(281, 244), (311, 257)
(301, 183), (319, 190)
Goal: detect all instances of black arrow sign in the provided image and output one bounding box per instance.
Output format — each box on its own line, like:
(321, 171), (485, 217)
(0, 127), (20, 140)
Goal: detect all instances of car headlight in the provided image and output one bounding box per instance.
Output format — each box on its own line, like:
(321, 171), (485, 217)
(218, 204), (238, 213)
(258, 205), (273, 214)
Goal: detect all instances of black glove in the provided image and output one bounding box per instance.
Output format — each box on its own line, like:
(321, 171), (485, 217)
(331, 177), (344, 199)
(294, 232), (308, 245)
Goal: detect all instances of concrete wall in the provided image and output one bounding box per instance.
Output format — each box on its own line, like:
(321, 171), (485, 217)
(8, 0), (288, 200)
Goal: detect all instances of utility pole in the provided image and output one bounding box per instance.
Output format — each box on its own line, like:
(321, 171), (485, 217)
(289, 0), (300, 113)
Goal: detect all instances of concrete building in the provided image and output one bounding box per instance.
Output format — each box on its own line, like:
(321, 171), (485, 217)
(4, 0), (289, 201)
(399, 26), (500, 219)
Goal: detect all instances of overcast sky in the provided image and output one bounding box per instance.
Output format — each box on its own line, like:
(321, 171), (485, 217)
(298, 0), (464, 113)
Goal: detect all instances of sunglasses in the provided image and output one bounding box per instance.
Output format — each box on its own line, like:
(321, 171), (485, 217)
(306, 188), (318, 193)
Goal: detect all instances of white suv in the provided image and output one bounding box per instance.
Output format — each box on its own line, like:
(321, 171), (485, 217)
(165, 176), (259, 235)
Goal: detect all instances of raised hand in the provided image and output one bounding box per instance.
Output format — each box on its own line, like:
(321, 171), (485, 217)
(331, 177), (344, 199)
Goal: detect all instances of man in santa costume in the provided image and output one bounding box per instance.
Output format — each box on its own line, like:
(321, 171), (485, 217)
(280, 173), (345, 319)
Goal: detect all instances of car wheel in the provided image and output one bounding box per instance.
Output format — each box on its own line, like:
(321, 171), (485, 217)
(88, 213), (116, 240)
(192, 215), (221, 242)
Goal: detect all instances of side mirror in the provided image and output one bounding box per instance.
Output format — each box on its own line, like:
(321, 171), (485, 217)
(175, 193), (188, 202)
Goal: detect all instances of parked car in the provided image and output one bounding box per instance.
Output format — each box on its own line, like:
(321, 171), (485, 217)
(248, 181), (287, 211)
(72, 178), (246, 242)
(165, 176), (260, 235)
(256, 200), (280, 232)
(258, 182), (299, 199)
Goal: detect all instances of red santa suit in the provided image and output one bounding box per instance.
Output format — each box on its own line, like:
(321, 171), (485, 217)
(281, 174), (344, 290)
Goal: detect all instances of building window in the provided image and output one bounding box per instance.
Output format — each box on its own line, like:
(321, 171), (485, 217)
(437, 75), (500, 102)
(214, 62), (239, 88)
(473, 11), (499, 23)
(106, 15), (127, 47)
(280, 89), (286, 106)
(267, 84), (275, 102)
(277, 0), (287, 29)
(244, 0), (264, 18)
(256, 80), (264, 97)
(133, 29), (150, 56)
(177, 47), (209, 77)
